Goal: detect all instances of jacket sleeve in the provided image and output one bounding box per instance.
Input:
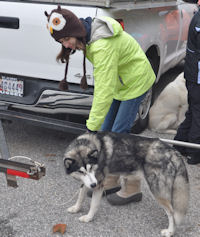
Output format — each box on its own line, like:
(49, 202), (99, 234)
(86, 41), (118, 131)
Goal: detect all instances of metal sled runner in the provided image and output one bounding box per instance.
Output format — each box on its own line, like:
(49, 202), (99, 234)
(0, 119), (46, 188)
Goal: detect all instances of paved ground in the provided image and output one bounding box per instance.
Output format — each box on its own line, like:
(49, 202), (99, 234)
(0, 120), (199, 237)
(0, 60), (199, 237)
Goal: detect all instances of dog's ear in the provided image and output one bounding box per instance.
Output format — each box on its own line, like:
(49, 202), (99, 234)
(87, 149), (98, 164)
(64, 158), (78, 174)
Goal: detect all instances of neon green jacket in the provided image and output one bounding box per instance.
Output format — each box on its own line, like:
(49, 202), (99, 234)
(86, 16), (156, 131)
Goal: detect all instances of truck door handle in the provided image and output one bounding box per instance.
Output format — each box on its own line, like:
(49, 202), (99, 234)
(0, 16), (19, 29)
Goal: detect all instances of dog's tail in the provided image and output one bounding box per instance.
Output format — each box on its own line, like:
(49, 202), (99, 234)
(172, 172), (189, 226)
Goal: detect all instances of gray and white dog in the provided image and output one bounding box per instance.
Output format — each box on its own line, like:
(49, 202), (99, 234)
(64, 132), (189, 237)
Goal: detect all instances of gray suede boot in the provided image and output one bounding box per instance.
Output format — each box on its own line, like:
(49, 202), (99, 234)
(106, 176), (142, 205)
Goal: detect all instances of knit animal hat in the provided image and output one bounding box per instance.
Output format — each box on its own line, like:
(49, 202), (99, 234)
(45, 6), (88, 90)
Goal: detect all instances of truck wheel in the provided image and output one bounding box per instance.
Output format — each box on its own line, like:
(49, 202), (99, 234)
(131, 88), (153, 134)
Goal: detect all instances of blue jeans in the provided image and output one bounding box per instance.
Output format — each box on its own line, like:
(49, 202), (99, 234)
(101, 93), (146, 133)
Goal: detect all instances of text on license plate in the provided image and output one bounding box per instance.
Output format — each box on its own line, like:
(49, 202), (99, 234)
(0, 75), (24, 97)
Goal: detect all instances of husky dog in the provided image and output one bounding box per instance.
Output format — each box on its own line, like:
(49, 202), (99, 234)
(64, 132), (189, 237)
(149, 72), (188, 134)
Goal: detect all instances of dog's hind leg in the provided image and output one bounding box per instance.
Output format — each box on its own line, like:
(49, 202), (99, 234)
(145, 173), (176, 236)
(172, 175), (189, 227)
(68, 185), (88, 214)
(79, 187), (104, 222)
(148, 174), (189, 236)
(156, 197), (176, 237)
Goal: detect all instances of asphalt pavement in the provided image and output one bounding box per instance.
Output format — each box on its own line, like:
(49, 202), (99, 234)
(0, 119), (199, 237)
(0, 60), (199, 237)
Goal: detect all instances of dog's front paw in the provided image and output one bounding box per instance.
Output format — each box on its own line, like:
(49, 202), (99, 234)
(161, 229), (174, 237)
(79, 214), (93, 223)
(67, 205), (80, 213)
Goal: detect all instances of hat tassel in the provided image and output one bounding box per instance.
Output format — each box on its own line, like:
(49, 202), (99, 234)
(80, 48), (88, 89)
(59, 61), (69, 91)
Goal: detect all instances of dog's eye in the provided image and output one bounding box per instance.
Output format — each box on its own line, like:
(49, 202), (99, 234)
(78, 170), (84, 174)
(79, 167), (86, 174)
(88, 150), (98, 158)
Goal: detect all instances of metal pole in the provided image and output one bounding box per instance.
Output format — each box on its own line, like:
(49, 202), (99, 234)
(160, 138), (200, 149)
(137, 134), (200, 149)
(0, 120), (18, 187)
(0, 120), (10, 159)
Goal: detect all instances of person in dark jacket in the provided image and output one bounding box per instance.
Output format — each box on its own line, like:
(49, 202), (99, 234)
(174, 6), (200, 165)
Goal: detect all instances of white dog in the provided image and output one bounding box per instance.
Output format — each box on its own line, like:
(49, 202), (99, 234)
(148, 73), (188, 134)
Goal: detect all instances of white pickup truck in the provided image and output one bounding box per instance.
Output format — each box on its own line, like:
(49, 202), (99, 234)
(0, 0), (197, 133)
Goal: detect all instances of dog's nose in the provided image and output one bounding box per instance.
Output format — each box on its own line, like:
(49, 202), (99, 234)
(90, 183), (97, 188)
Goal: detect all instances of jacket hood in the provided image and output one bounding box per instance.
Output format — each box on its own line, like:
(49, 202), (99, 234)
(89, 16), (123, 44)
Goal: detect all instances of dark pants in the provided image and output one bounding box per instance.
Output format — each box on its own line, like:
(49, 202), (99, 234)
(174, 80), (200, 156)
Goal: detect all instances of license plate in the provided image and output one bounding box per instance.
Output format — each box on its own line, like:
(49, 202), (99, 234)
(0, 75), (24, 97)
